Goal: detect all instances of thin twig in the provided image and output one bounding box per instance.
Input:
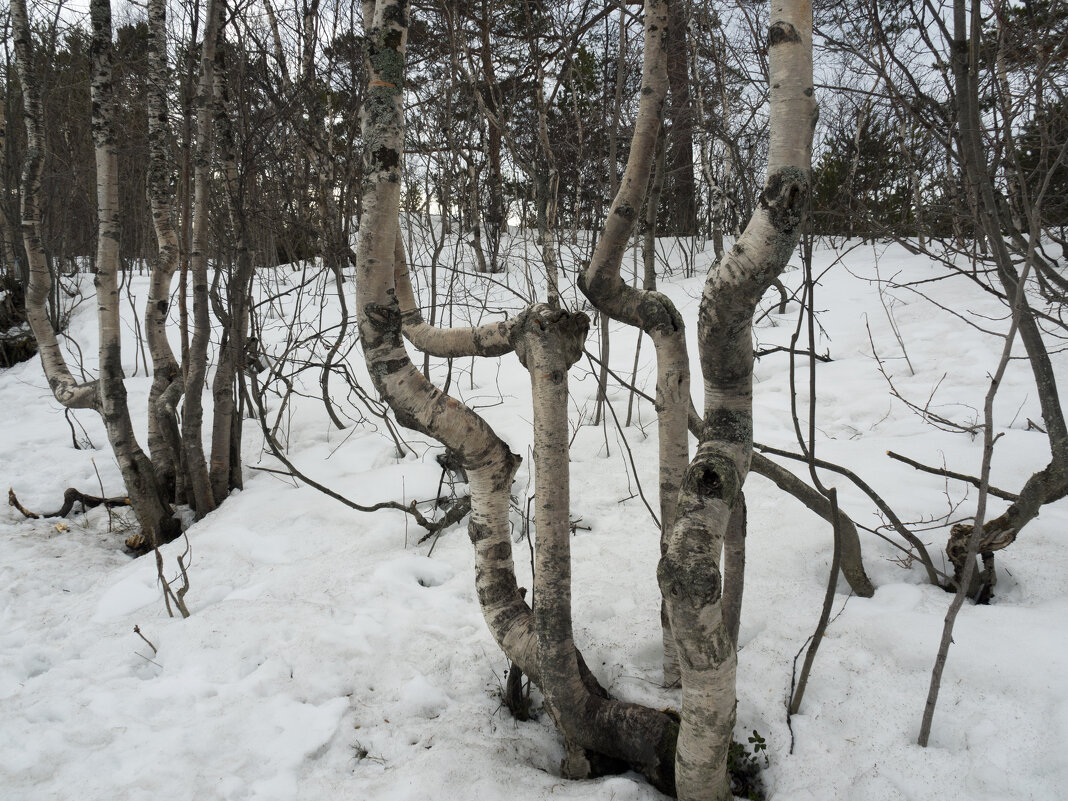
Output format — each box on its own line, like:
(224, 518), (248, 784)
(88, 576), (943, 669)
(887, 450), (1018, 501)
(133, 625), (157, 655)
(789, 235), (845, 716)
(90, 458), (114, 534)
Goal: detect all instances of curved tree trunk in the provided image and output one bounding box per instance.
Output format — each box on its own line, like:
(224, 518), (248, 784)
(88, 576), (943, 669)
(579, 0), (691, 688)
(515, 303), (677, 790)
(146, 0), (185, 502)
(661, 3), (817, 798)
(14, 0), (178, 549)
(12, 0), (97, 411)
(355, 0), (678, 788)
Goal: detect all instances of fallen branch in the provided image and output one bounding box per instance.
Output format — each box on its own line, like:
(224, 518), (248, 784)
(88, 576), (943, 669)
(8, 487), (131, 520)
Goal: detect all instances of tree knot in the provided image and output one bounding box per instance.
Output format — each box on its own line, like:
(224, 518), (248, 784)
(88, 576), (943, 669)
(510, 304), (590, 371)
(768, 21), (802, 48)
(759, 167), (809, 234)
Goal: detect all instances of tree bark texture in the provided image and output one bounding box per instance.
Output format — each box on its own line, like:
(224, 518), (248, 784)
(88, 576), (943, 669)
(13, 0), (178, 549)
(88, 0), (178, 548)
(661, 2), (816, 798)
(515, 303), (677, 791)
(355, 0), (533, 681)
(12, 0), (97, 410)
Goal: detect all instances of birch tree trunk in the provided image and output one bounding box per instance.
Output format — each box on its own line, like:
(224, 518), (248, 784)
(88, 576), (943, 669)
(13, 0), (178, 549)
(355, 0), (677, 788)
(87, 0), (180, 549)
(515, 303), (677, 789)
(12, 0), (97, 412)
(579, 0), (691, 688)
(182, 0), (222, 516)
(145, 0), (185, 501)
(660, 2), (816, 798)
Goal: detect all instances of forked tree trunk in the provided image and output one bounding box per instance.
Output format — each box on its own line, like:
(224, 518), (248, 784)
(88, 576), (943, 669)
(355, 0), (677, 788)
(88, 0), (179, 547)
(659, 3), (817, 798)
(515, 303), (677, 789)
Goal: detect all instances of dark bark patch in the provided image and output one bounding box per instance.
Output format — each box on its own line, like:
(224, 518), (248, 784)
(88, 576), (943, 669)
(704, 407), (752, 445)
(768, 21), (802, 47)
(658, 552), (722, 606)
(649, 715), (679, 796)
(381, 0), (409, 28)
(613, 201), (637, 221)
(468, 520), (494, 544)
(483, 541), (511, 561)
(371, 357), (409, 379)
(759, 166), (809, 234)
(373, 146), (400, 171)
(474, 567), (524, 606)
(362, 299), (404, 348)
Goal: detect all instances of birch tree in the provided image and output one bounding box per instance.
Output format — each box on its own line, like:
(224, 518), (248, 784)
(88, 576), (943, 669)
(11, 0), (251, 547)
(351, 0), (825, 797)
(12, 0), (179, 548)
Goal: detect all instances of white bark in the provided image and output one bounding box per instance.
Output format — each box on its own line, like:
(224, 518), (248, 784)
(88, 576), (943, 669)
(12, 0), (97, 410)
(182, 0), (222, 516)
(661, 2), (816, 799)
(578, 0), (693, 688)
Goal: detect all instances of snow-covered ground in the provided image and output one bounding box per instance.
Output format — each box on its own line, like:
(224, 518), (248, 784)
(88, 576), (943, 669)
(1, 238), (1066, 801)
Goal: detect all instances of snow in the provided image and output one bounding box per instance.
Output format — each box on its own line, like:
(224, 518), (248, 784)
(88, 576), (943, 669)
(2, 238), (1067, 801)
